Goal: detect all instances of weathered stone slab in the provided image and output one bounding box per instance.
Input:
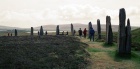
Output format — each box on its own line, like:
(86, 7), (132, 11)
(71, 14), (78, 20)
(88, 22), (93, 38)
(31, 27), (33, 36)
(71, 23), (74, 36)
(40, 26), (44, 36)
(97, 19), (101, 39)
(15, 29), (17, 36)
(56, 25), (59, 35)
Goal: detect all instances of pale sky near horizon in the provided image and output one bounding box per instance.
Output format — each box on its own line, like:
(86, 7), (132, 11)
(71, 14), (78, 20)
(0, 0), (140, 28)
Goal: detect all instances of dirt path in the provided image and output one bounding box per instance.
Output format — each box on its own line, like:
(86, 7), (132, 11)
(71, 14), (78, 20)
(80, 38), (140, 69)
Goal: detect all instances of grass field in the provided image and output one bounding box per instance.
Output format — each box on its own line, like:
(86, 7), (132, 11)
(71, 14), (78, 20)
(0, 28), (140, 69)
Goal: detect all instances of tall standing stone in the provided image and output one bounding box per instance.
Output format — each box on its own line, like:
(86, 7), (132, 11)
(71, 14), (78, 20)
(97, 19), (101, 39)
(71, 23), (74, 36)
(118, 8), (126, 54)
(31, 27), (33, 36)
(15, 29), (17, 36)
(40, 26), (44, 36)
(125, 18), (131, 54)
(56, 25), (59, 35)
(88, 22), (92, 38)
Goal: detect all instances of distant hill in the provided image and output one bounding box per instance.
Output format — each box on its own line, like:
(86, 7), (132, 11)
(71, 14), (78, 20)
(0, 24), (139, 32)
(34, 24), (111, 31)
(34, 23), (139, 32)
(0, 26), (20, 31)
(0, 25), (29, 32)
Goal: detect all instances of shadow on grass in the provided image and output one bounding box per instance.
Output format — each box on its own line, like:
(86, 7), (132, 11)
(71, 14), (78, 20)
(107, 50), (140, 63)
(0, 35), (91, 69)
(102, 42), (116, 48)
(114, 52), (132, 62)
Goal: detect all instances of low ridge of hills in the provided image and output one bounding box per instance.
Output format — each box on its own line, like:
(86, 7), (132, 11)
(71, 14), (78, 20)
(0, 23), (139, 32)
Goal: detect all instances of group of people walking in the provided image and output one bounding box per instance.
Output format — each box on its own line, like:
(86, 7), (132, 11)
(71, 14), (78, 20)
(78, 27), (95, 41)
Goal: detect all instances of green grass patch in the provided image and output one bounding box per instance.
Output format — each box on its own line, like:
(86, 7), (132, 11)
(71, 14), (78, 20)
(87, 48), (102, 52)
(87, 47), (114, 53)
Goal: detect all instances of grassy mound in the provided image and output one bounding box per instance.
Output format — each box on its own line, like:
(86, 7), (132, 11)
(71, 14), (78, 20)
(0, 35), (90, 69)
(131, 28), (140, 50)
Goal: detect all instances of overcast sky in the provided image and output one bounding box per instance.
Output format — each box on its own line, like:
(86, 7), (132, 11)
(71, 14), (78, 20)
(0, 0), (140, 28)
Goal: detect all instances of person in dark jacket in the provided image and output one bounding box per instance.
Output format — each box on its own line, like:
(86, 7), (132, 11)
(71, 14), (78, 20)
(11, 33), (12, 36)
(89, 27), (95, 41)
(66, 31), (68, 35)
(45, 31), (48, 35)
(83, 28), (87, 38)
(78, 28), (82, 38)
(38, 31), (40, 36)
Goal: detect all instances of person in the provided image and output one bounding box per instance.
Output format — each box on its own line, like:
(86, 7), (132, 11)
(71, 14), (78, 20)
(83, 28), (87, 38)
(89, 27), (95, 41)
(38, 31), (40, 36)
(78, 28), (82, 38)
(11, 33), (12, 36)
(45, 31), (48, 35)
(62, 31), (64, 35)
(66, 31), (68, 35)
(8, 33), (9, 36)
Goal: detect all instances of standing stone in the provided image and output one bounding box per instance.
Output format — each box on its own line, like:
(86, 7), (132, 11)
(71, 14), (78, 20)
(106, 16), (110, 43)
(97, 19), (101, 39)
(106, 16), (113, 44)
(108, 23), (113, 44)
(71, 23), (74, 36)
(118, 8), (126, 54)
(56, 25), (59, 35)
(88, 22), (93, 38)
(31, 27), (33, 36)
(15, 29), (17, 36)
(125, 18), (131, 54)
(106, 16), (108, 42)
(40, 26), (44, 36)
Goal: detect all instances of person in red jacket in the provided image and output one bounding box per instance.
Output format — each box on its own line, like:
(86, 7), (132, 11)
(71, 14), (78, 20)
(83, 28), (87, 38)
